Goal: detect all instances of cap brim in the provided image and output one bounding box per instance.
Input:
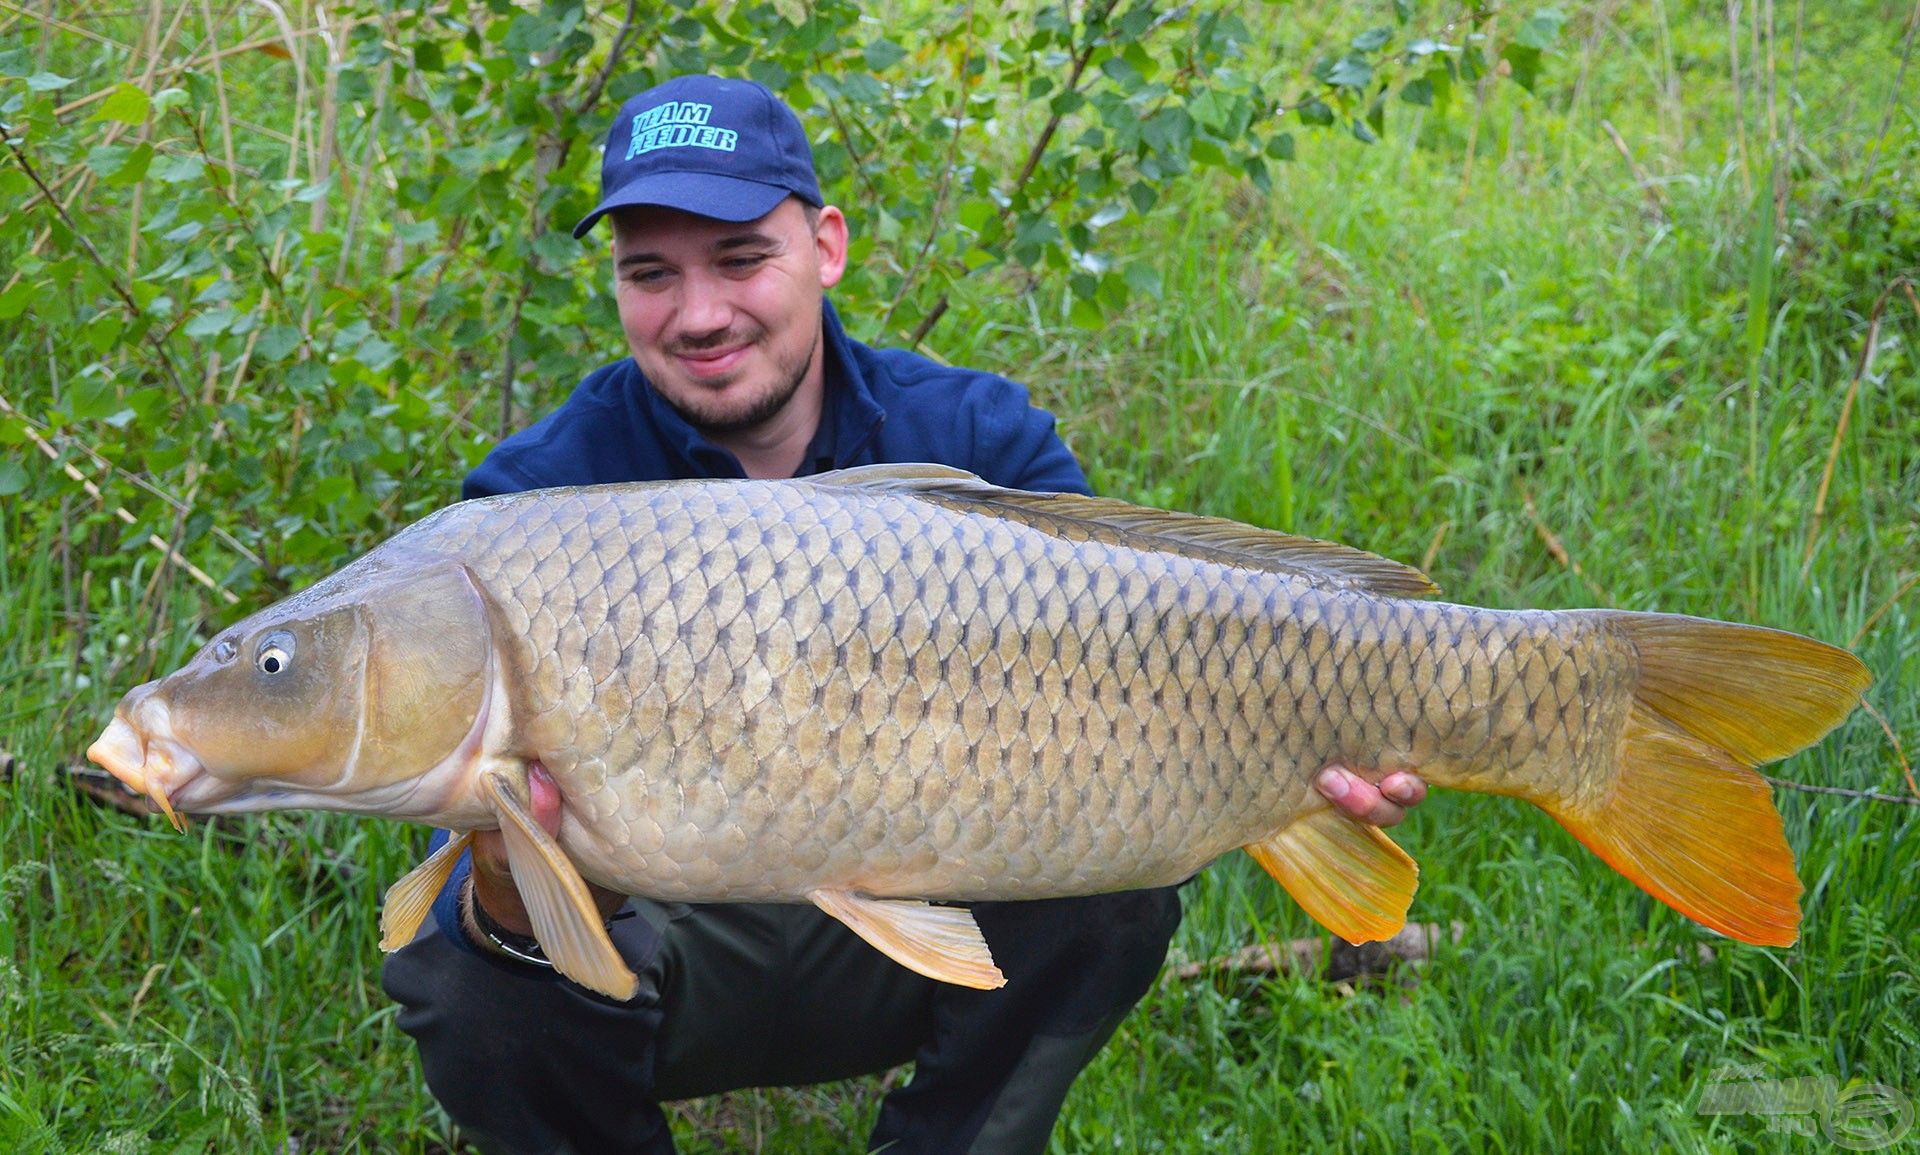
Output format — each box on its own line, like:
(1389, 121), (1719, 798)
(571, 172), (793, 238)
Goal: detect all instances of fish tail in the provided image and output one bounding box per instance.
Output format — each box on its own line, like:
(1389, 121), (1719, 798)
(1539, 612), (1870, 947)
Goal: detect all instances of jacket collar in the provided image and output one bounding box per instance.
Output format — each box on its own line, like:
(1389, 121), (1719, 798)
(632, 297), (885, 479)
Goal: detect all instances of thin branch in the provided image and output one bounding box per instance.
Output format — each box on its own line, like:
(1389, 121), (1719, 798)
(0, 395), (264, 569)
(877, 1), (976, 339)
(572, 0), (641, 118)
(1862, 0), (1920, 188)
(903, 0), (1126, 349)
(1801, 278), (1908, 577)
(1599, 118), (1668, 221)
(1521, 486), (1610, 603)
(1852, 572), (1920, 651)
(0, 393), (239, 605)
(1763, 777), (1920, 807)
(1, 132), (192, 401)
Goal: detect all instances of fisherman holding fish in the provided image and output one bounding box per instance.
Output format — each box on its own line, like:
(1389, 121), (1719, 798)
(379, 76), (1427, 1154)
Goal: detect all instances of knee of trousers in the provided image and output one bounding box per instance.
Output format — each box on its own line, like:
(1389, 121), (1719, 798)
(382, 928), (668, 1152)
(975, 886), (1183, 1031)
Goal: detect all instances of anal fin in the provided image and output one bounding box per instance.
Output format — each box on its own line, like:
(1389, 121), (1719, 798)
(481, 772), (638, 1001)
(809, 889), (1007, 990)
(379, 830), (474, 950)
(1246, 809), (1419, 944)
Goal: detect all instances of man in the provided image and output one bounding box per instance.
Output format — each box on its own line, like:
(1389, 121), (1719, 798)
(383, 75), (1427, 1155)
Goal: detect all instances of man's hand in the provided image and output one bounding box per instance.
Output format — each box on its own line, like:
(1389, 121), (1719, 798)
(469, 761), (625, 938)
(1315, 764), (1427, 828)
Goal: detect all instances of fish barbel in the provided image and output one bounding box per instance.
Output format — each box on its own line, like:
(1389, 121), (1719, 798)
(87, 465), (1870, 999)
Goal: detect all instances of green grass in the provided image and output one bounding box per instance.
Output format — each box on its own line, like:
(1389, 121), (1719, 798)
(4, 1), (1918, 1151)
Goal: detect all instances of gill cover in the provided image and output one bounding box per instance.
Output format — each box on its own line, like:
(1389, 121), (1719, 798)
(165, 561), (491, 799)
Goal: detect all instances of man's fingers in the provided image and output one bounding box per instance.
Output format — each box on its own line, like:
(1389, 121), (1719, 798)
(1379, 770), (1427, 808)
(527, 761), (564, 835)
(1314, 764), (1427, 828)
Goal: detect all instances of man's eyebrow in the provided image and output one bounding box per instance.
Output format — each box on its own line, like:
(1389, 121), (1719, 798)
(713, 230), (781, 252)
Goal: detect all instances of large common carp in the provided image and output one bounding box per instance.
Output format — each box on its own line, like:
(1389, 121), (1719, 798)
(87, 466), (1870, 1000)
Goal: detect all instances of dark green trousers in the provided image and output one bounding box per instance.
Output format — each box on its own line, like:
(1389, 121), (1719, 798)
(384, 888), (1181, 1154)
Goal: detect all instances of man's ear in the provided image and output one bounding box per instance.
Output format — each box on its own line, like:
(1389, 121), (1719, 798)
(814, 205), (849, 290)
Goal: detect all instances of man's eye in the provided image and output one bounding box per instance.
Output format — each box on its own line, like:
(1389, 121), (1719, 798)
(628, 268), (670, 285)
(724, 254), (768, 272)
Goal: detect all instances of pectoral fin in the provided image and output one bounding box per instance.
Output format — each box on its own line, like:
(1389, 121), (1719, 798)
(1246, 809), (1419, 944)
(809, 889), (1007, 990)
(480, 772), (638, 1001)
(379, 830), (474, 950)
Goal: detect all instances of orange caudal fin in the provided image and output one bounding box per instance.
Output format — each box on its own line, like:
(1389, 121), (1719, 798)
(1545, 613), (1870, 947)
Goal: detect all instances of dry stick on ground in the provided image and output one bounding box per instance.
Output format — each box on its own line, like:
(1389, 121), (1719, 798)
(1169, 922), (1466, 984)
(1800, 278), (1912, 577)
(1520, 486), (1610, 603)
(1599, 118), (1669, 221)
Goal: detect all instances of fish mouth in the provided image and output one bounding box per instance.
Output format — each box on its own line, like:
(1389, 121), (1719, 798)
(86, 710), (206, 832)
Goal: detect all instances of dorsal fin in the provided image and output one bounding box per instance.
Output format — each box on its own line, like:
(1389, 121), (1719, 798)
(805, 465), (1439, 597)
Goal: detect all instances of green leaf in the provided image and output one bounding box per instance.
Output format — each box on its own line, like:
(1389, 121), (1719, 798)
(67, 377), (119, 420)
(26, 72), (75, 92)
(1296, 97), (1334, 127)
(863, 38), (906, 71)
(293, 177), (335, 203)
(1516, 8), (1566, 50)
(1265, 132), (1296, 161)
(1190, 138), (1229, 168)
(256, 324), (304, 362)
(957, 199), (997, 232)
(184, 306), (236, 338)
(354, 331), (398, 371)
(91, 82), (151, 125)
(105, 142), (154, 186)
(1502, 44), (1542, 92)
(1068, 295), (1104, 330)
(1400, 77), (1434, 106)
(1352, 26), (1393, 53)
(0, 281), (32, 320)
(0, 458), (26, 497)
(1122, 261), (1161, 299)
(1243, 154), (1271, 192)
(83, 311), (123, 354)
(156, 153), (207, 184)
(1327, 56), (1373, 89)
(414, 41), (446, 71)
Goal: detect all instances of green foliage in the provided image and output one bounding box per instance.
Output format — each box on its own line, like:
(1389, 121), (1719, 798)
(0, 0), (1558, 606)
(3, 1), (1918, 1152)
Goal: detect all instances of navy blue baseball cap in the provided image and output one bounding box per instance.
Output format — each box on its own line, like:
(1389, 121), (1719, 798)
(572, 75), (824, 238)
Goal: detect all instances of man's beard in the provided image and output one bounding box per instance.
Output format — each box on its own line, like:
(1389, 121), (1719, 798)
(659, 325), (821, 436)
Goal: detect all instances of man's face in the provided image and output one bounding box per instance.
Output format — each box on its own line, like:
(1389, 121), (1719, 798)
(610, 198), (848, 434)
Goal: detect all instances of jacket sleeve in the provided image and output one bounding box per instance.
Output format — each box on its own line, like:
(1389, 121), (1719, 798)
(967, 375), (1092, 497)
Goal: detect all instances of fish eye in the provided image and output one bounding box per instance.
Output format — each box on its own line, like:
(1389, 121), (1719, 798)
(212, 638), (237, 663)
(256, 631), (295, 676)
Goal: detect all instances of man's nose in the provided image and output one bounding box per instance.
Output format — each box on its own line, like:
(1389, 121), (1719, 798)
(677, 270), (734, 337)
